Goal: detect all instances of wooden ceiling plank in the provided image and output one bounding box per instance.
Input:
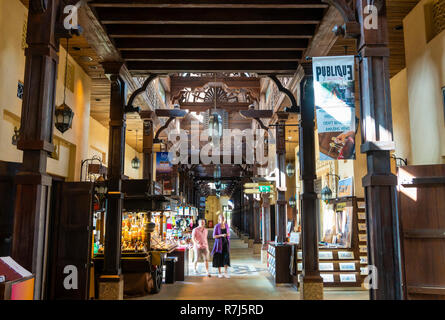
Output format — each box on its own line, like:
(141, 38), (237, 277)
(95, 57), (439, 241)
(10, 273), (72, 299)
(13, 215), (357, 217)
(127, 60), (298, 70)
(121, 50), (302, 61)
(89, 0), (328, 9)
(105, 24), (317, 38)
(114, 38), (309, 50)
(94, 7), (325, 24)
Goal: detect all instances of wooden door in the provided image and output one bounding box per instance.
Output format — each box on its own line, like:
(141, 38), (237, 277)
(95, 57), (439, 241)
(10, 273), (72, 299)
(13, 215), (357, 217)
(48, 182), (94, 300)
(0, 161), (21, 256)
(398, 165), (445, 299)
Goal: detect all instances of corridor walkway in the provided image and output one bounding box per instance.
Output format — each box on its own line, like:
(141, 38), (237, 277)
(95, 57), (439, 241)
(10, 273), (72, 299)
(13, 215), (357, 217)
(135, 230), (369, 300)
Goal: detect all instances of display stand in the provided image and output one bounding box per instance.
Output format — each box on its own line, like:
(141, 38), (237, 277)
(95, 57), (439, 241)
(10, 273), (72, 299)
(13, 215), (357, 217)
(168, 246), (189, 281)
(93, 179), (173, 298)
(293, 197), (368, 288)
(267, 243), (292, 284)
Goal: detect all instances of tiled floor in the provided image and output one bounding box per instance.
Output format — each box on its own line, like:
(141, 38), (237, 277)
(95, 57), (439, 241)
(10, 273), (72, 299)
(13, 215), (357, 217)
(133, 230), (369, 300)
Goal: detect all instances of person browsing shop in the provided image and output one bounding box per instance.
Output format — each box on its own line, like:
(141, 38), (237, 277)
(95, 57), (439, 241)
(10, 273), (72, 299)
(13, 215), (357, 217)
(211, 214), (231, 278)
(191, 219), (211, 277)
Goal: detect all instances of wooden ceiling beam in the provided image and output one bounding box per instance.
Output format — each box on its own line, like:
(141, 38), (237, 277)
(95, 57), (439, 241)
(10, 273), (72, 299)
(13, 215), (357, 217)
(114, 38), (309, 50)
(90, 0), (328, 9)
(94, 8), (324, 24)
(121, 50), (302, 61)
(180, 102), (251, 112)
(126, 61), (299, 75)
(105, 24), (317, 38)
(171, 76), (261, 91)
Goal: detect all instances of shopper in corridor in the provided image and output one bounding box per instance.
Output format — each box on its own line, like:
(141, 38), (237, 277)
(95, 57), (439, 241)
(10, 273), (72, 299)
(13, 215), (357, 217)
(211, 214), (231, 278)
(191, 219), (211, 277)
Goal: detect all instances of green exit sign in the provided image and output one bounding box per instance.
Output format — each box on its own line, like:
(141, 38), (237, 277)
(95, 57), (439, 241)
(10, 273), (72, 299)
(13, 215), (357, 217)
(258, 186), (270, 193)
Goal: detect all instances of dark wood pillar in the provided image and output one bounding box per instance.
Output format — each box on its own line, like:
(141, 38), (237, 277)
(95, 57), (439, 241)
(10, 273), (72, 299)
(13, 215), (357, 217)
(141, 115), (154, 191)
(253, 199), (261, 243)
(12, 0), (62, 299)
(355, 0), (403, 300)
(248, 194), (254, 238)
(261, 193), (271, 249)
(102, 63), (127, 280)
(275, 114), (288, 244)
(299, 62), (323, 299)
(243, 195), (248, 234)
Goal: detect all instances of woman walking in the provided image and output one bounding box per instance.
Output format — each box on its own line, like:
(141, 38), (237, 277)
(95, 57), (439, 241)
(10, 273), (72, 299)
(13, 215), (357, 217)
(211, 214), (231, 278)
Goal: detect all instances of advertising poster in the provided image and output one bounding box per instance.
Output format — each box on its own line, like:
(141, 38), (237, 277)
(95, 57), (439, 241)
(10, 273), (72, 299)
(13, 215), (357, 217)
(313, 56), (356, 160)
(156, 152), (172, 175)
(338, 177), (354, 197)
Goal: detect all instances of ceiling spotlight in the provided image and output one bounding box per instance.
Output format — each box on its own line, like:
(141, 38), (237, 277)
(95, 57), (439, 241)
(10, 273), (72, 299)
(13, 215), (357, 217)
(80, 56), (93, 62)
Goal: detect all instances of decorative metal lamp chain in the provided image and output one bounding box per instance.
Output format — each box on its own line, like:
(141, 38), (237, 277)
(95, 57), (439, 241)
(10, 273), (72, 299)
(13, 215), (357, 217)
(135, 130), (138, 157)
(63, 38), (69, 105)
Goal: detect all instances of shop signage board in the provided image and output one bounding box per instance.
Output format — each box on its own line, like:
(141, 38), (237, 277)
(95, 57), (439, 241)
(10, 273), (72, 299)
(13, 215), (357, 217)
(259, 185), (271, 193)
(338, 251), (354, 259)
(313, 56), (356, 161)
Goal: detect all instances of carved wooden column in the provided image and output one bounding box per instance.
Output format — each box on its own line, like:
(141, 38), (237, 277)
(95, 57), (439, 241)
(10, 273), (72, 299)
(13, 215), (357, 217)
(12, 0), (63, 300)
(253, 198), (261, 243)
(243, 194), (248, 235)
(260, 193), (271, 262)
(248, 194), (255, 239)
(252, 197), (262, 254)
(299, 62), (323, 300)
(274, 113), (288, 244)
(140, 112), (154, 192)
(99, 62), (127, 300)
(355, 0), (403, 300)
(261, 193), (271, 246)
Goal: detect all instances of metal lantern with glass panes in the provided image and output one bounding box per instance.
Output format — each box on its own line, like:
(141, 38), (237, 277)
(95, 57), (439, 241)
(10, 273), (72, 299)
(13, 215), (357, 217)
(55, 103), (74, 133)
(286, 162), (295, 177)
(321, 185), (333, 201)
(56, 38), (75, 134)
(131, 130), (141, 169)
(289, 195), (297, 208)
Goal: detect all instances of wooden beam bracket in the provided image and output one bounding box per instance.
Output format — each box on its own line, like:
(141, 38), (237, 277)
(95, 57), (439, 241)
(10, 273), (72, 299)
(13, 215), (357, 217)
(268, 75), (300, 113)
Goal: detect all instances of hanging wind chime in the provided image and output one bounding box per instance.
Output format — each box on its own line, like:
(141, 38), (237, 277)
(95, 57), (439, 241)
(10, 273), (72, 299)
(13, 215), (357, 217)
(55, 38), (75, 134)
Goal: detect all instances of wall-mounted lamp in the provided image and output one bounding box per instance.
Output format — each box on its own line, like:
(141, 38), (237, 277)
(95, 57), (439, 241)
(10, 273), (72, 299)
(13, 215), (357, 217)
(286, 162), (295, 177)
(94, 176), (108, 198)
(288, 195), (297, 208)
(321, 173), (340, 202)
(11, 127), (20, 146)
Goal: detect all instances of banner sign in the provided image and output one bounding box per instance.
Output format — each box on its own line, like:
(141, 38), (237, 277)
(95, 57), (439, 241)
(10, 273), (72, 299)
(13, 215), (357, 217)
(156, 152), (172, 174)
(313, 56), (356, 160)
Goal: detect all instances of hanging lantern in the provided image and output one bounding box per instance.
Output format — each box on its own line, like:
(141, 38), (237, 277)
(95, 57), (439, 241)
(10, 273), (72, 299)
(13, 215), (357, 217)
(131, 156), (140, 169)
(94, 176), (108, 197)
(55, 38), (74, 134)
(55, 103), (74, 133)
(131, 129), (141, 169)
(286, 162), (295, 177)
(289, 196), (296, 208)
(321, 185), (333, 202)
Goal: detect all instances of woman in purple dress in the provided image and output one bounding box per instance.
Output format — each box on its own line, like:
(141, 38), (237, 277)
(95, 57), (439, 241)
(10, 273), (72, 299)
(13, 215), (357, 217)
(211, 214), (231, 278)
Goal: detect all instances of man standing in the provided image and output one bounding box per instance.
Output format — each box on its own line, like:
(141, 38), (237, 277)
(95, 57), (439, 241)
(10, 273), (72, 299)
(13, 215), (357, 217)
(192, 219), (211, 277)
